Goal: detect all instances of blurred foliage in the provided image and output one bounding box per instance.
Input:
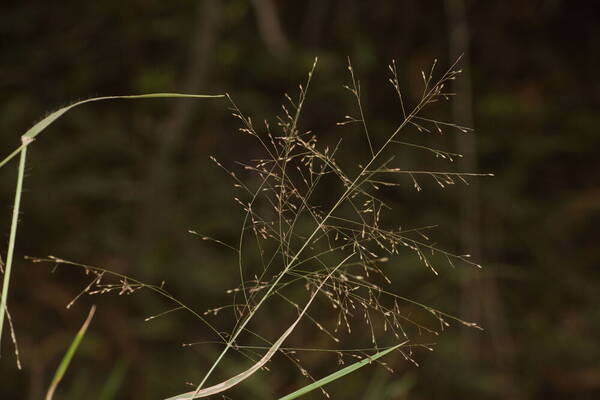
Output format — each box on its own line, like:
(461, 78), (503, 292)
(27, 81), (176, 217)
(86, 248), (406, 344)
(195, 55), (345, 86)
(1, 0), (599, 399)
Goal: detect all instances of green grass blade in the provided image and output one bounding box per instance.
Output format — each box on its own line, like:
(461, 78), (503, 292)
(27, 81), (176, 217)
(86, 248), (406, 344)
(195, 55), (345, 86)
(98, 359), (129, 400)
(0, 93), (225, 170)
(20, 93), (224, 142)
(45, 305), (96, 400)
(0, 92), (224, 356)
(0, 146), (27, 354)
(278, 342), (407, 400)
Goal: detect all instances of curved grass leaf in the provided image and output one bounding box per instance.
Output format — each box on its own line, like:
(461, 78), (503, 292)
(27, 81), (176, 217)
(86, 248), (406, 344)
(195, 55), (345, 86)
(0, 93), (224, 169)
(21, 93), (225, 142)
(278, 342), (407, 400)
(0, 93), (224, 355)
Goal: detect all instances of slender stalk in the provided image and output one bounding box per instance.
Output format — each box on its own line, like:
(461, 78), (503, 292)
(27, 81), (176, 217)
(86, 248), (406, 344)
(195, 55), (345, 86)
(0, 143), (28, 170)
(0, 145), (28, 354)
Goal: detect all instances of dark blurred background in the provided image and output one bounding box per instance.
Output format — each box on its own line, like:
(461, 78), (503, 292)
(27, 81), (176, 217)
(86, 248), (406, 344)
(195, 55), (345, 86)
(1, 1), (599, 399)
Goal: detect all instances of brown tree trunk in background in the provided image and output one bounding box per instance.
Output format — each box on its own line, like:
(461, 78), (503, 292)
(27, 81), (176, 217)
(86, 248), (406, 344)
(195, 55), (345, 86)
(444, 0), (480, 348)
(301, 0), (329, 44)
(250, 0), (289, 57)
(135, 0), (221, 270)
(444, 0), (518, 397)
(153, 0), (220, 166)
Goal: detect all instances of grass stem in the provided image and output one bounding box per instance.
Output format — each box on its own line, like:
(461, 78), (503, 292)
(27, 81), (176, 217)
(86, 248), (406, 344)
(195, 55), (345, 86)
(0, 145), (27, 354)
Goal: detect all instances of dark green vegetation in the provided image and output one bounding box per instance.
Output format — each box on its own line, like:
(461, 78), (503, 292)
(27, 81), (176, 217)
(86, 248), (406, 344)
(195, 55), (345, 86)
(1, 1), (599, 399)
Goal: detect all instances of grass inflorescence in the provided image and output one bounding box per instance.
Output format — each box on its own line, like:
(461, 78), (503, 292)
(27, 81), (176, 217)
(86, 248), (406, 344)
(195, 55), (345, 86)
(3, 58), (491, 399)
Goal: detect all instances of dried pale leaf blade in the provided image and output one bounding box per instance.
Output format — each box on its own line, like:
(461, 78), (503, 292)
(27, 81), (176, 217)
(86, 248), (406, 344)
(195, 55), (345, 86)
(165, 254), (354, 400)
